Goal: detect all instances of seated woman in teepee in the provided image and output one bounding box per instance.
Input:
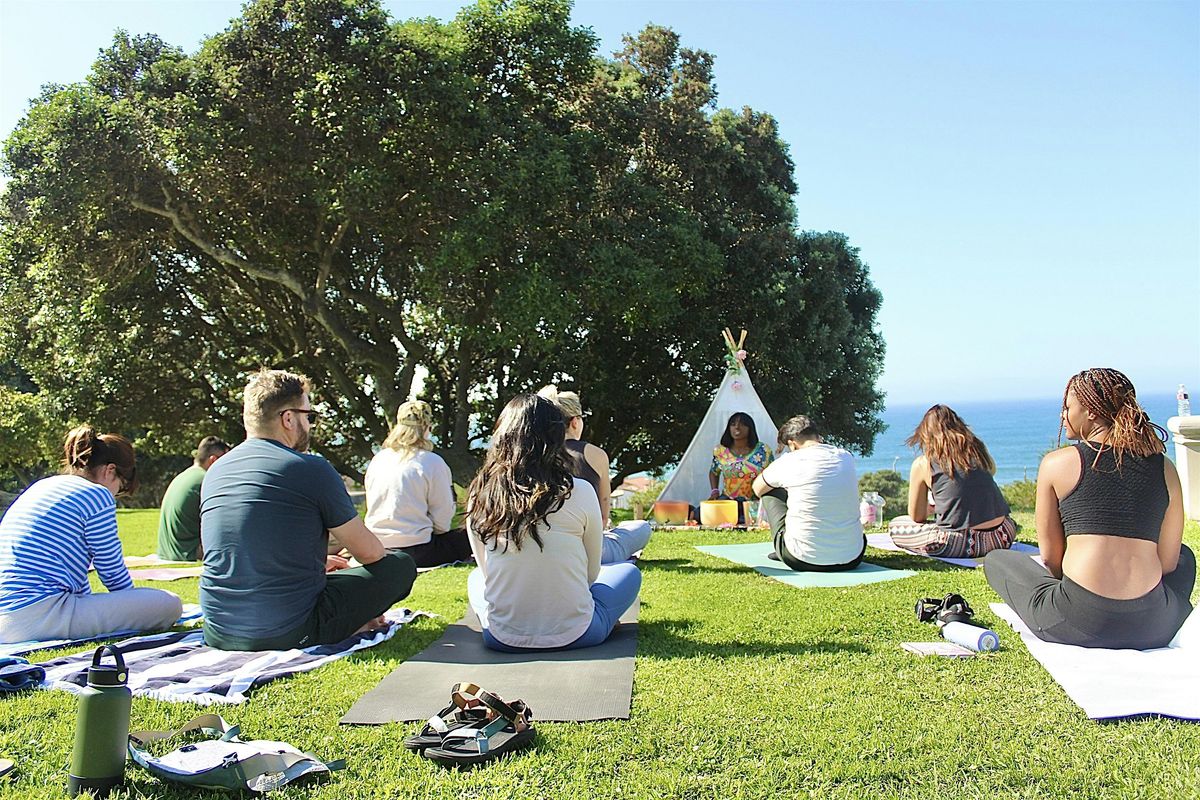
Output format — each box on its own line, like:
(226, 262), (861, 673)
(708, 412), (773, 524)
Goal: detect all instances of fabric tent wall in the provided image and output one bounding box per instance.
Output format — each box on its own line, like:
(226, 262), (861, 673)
(658, 368), (779, 504)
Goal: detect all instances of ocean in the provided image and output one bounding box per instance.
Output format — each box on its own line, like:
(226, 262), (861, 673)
(855, 393), (1180, 485)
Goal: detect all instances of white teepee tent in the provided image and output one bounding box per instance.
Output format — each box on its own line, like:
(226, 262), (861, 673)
(658, 331), (779, 504)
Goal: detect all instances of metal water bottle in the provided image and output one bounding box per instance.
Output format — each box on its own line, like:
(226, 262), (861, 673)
(67, 645), (131, 797)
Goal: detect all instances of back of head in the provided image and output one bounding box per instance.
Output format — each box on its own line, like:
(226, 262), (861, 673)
(537, 384), (583, 419)
(62, 425), (139, 494)
(242, 368), (311, 435)
(907, 404), (994, 476)
(468, 394), (574, 551)
(195, 435), (231, 466)
(1063, 368), (1166, 465)
(777, 415), (819, 450)
(383, 400), (434, 459)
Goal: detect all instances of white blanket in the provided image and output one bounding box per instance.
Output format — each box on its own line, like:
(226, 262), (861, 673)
(992, 602), (1200, 721)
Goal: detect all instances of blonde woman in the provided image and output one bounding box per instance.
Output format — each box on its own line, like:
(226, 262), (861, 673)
(888, 405), (1016, 558)
(538, 385), (651, 563)
(364, 400), (470, 568)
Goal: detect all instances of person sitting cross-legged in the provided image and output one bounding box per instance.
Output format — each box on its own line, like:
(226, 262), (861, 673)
(156, 435), (230, 562)
(199, 368), (416, 651)
(0, 427), (182, 644)
(466, 394), (641, 652)
(752, 415), (865, 572)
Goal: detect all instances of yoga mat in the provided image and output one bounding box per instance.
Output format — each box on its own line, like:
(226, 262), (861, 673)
(992, 602), (1200, 721)
(123, 554), (196, 567)
(694, 543), (915, 588)
(128, 567), (204, 581)
(866, 534), (1040, 569)
(340, 602), (638, 724)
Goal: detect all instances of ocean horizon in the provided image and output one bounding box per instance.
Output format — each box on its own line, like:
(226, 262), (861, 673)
(857, 392), (1180, 485)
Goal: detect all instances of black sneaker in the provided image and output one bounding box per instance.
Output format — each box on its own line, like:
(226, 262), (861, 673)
(767, 551), (781, 561)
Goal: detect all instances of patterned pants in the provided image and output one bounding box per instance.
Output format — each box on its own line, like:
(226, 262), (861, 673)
(888, 515), (1018, 559)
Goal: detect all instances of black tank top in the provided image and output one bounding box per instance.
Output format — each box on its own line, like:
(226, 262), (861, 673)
(1058, 442), (1167, 542)
(565, 439), (601, 497)
(929, 463), (1010, 530)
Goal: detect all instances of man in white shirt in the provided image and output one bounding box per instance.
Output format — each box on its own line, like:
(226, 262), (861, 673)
(752, 415), (865, 571)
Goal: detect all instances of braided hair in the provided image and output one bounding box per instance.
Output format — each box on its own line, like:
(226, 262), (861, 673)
(1060, 368), (1166, 469)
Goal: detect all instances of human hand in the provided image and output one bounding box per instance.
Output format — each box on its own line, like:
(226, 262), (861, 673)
(325, 554), (351, 572)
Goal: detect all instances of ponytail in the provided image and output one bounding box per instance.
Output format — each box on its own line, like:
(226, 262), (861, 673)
(61, 425), (139, 494)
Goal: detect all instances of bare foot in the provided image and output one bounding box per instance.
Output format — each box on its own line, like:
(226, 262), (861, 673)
(354, 615), (388, 635)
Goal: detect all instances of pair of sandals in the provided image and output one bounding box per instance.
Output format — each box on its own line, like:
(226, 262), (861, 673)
(403, 682), (535, 767)
(915, 593), (975, 625)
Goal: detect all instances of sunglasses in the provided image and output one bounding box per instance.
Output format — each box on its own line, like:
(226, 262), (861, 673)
(116, 466), (137, 497)
(279, 408), (320, 424)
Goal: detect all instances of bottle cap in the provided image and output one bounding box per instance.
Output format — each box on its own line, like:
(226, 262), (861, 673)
(86, 645), (129, 687)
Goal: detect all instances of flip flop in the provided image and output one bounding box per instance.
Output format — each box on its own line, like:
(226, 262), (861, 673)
(403, 682), (487, 753)
(0, 758), (14, 779)
(422, 691), (535, 768)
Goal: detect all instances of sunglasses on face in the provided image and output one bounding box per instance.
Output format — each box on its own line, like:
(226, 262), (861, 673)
(279, 408), (320, 424)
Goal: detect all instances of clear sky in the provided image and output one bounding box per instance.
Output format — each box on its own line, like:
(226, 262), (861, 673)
(2, 0), (1197, 406)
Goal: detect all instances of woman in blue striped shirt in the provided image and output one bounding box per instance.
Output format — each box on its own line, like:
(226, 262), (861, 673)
(0, 426), (182, 644)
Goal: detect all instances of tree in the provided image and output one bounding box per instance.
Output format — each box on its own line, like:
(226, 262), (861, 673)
(1, 0), (884, 486)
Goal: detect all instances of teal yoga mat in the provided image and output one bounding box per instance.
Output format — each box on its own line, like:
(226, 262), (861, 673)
(695, 543), (916, 588)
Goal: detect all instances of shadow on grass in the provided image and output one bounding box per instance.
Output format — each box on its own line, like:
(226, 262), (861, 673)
(639, 558), (758, 576)
(638, 618), (870, 659)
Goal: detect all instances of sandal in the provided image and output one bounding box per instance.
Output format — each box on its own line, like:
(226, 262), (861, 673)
(402, 682), (488, 753)
(422, 691), (535, 768)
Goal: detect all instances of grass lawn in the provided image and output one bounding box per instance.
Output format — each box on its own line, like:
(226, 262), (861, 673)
(2, 510), (1198, 799)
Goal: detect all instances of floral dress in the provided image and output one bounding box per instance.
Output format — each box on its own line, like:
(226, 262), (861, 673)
(710, 442), (774, 500)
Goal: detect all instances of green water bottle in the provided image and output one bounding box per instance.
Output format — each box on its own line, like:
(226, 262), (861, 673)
(67, 645), (131, 797)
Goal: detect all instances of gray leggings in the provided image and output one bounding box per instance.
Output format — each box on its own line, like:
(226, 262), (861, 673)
(983, 545), (1195, 649)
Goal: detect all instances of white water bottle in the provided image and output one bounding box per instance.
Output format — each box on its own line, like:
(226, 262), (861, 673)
(1179, 384), (1192, 417)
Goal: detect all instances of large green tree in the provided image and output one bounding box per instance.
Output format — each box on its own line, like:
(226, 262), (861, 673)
(0, 0), (884, 486)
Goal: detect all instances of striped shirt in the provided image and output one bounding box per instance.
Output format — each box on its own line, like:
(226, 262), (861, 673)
(0, 475), (133, 612)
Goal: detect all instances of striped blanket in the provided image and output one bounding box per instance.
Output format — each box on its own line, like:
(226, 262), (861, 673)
(39, 608), (428, 705)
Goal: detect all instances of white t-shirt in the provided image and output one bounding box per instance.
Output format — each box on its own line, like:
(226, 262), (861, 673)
(760, 443), (863, 565)
(469, 479), (602, 648)
(364, 449), (456, 549)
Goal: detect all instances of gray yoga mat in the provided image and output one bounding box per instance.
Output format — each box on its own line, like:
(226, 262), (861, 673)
(340, 602), (638, 724)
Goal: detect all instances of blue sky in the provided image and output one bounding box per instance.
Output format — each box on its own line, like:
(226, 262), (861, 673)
(2, 0), (1197, 405)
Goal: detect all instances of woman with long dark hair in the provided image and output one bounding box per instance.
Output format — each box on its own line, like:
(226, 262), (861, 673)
(888, 405), (1016, 558)
(985, 368), (1193, 649)
(466, 395), (641, 651)
(0, 426), (182, 643)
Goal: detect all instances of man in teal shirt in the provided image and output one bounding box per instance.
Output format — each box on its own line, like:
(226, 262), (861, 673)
(157, 436), (230, 561)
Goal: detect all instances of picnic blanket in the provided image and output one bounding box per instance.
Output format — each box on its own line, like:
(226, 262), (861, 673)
(123, 554), (196, 567)
(866, 534), (1041, 568)
(694, 543), (915, 588)
(341, 602), (638, 724)
(992, 602), (1200, 721)
(39, 608), (428, 706)
(0, 604), (204, 659)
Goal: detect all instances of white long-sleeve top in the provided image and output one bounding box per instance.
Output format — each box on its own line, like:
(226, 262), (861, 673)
(469, 479), (602, 648)
(364, 449), (456, 549)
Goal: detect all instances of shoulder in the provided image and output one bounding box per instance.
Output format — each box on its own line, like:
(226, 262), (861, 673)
(713, 445), (727, 456)
(415, 450), (452, 476)
(1038, 444), (1079, 479)
(569, 477), (598, 503)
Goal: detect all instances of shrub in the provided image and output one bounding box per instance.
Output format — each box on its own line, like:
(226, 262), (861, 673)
(1002, 479), (1037, 512)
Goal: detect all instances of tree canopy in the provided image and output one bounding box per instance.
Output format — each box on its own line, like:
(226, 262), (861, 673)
(0, 0), (885, 487)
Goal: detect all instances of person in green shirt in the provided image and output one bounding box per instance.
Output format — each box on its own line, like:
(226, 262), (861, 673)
(157, 436), (230, 561)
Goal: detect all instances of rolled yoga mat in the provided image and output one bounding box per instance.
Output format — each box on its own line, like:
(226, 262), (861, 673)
(941, 621), (1000, 652)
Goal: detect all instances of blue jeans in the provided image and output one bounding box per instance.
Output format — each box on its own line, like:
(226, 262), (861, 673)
(602, 520), (652, 564)
(468, 562), (641, 652)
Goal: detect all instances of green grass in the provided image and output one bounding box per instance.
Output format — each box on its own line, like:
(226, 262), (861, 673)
(3, 510), (1199, 799)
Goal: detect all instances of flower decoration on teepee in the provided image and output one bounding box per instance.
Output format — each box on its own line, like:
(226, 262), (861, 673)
(722, 328), (749, 375)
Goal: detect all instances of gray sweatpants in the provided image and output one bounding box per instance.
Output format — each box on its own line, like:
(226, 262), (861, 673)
(0, 588), (183, 644)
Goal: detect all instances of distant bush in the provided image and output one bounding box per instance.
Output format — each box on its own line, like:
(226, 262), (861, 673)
(1002, 479), (1037, 512)
(858, 470), (909, 520)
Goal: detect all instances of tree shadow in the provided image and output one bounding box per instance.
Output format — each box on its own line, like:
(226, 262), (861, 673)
(636, 617), (871, 660)
(639, 557), (756, 576)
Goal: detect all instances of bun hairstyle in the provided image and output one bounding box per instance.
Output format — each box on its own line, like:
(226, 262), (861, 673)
(62, 425), (139, 495)
(382, 400), (435, 459)
(537, 385), (583, 420)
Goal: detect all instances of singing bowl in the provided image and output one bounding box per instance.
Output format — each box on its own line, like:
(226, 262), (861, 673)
(652, 500), (690, 525)
(700, 499), (739, 527)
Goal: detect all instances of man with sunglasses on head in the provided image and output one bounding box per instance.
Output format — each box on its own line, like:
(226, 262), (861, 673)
(199, 368), (416, 650)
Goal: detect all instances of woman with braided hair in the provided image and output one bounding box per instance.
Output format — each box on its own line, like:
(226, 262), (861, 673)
(984, 368), (1194, 649)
